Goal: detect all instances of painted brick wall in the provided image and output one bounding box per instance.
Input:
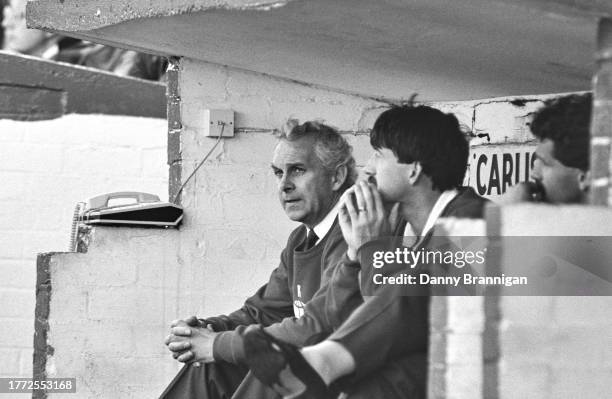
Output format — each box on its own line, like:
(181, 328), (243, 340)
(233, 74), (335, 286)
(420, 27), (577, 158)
(492, 205), (612, 399)
(429, 219), (487, 399)
(0, 114), (167, 379)
(37, 228), (180, 399)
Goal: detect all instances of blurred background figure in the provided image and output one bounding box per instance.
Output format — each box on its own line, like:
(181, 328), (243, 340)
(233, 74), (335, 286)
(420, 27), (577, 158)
(2, 0), (167, 81)
(2, 0), (51, 57)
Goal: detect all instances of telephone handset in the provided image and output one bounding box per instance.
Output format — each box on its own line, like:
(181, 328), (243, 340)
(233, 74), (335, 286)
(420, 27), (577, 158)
(86, 191), (160, 210)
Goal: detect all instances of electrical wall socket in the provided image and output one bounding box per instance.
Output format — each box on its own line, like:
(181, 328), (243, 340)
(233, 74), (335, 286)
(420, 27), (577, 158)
(203, 109), (234, 137)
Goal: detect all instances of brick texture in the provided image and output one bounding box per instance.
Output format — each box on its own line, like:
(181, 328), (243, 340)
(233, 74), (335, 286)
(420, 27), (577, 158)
(0, 349), (21, 376)
(493, 206), (612, 399)
(0, 113), (167, 380)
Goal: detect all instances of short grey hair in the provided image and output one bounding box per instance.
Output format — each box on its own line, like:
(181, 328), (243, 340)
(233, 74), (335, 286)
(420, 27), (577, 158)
(278, 120), (357, 192)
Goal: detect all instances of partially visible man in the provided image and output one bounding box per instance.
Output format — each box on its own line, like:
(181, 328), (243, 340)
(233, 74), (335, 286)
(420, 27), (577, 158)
(160, 121), (355, 399)
(504, 93), (591, 204)
(2, 0), (51, 56)
(2, 0), (166, 80)
(243, 105), (488, 398)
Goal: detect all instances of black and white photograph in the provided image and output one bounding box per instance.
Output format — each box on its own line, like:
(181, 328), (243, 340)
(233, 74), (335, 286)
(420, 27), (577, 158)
(0, 0), (611, 398)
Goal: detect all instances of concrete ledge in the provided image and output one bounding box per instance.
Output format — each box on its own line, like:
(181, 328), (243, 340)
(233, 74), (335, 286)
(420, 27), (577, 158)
(0, 85), (66, 121)
(485, 204), (612, 399)
(25, 0), (601, 101)
(26, 0), (294, 32)
(494, 203), (612, 236)
(0, 52), (165, 118)
(33, 227), (181, 398)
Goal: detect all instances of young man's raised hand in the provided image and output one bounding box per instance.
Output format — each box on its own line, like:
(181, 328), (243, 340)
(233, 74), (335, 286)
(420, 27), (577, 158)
(339, 181), (399, 261)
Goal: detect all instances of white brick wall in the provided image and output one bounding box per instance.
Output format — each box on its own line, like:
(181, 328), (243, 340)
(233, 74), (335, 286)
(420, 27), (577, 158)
(0, 114), (167, 378)
(496, 206), (612, 399)
(499, 296), (612, 399)
(41, 228), (180, 399)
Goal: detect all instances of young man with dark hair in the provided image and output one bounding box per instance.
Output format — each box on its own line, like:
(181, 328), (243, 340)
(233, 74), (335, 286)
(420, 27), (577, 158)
(243, 105), (488, 398)
(504, 93), (591, 204)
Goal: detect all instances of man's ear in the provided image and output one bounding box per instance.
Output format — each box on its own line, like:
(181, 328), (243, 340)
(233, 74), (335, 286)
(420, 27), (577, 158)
(331, 164), (348, 191)
(578, 170), (590, 192)
(408, 162), (423, 185)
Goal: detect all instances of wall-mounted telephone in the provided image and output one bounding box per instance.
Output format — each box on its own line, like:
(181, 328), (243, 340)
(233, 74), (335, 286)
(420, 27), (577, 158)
(69, 191), (183, 251)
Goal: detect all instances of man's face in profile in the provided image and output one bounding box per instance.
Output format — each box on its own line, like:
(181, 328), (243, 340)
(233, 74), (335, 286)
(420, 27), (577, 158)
(271, 137), (338, 228)
(363, 147), (412, 204)
(531, 139), (585, 204)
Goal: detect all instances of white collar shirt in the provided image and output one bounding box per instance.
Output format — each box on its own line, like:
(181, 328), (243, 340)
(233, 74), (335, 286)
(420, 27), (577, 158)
(409, 189), (459, 248)
(308, 200), (341, 247)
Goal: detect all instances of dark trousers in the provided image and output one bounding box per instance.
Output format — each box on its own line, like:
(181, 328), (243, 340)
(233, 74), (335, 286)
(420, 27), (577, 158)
(328, 294), (429, 380)
(232, 372), (281, 399)
(231, 358), (426, 399)
(159, 361), (248, 399)
(338, 352), (427, 399)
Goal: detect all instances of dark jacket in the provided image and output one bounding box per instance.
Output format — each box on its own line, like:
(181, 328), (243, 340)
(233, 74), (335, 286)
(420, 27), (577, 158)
(210, 218), (347, 363)
(336, 187), (488, 398)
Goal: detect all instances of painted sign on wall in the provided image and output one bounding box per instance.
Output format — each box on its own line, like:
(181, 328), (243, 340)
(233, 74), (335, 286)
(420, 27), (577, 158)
(464, 144), (537, 198)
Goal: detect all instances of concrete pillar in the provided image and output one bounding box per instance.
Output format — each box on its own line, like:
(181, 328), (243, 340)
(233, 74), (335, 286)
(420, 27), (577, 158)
(590, 17), (612, 206)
